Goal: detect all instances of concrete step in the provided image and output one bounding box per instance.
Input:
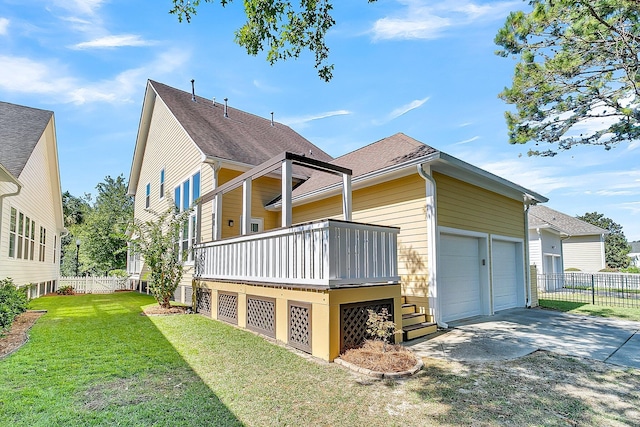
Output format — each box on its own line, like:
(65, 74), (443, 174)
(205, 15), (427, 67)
(401, 295), (406, 305)
(402, 312), (427, 327)
(402, 303), (417, 315)
(403, 322), (438, 341)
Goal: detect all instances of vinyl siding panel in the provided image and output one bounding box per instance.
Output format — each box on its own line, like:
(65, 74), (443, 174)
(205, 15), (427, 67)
(0, 120), (61, 286)
(435, 172), (525, 239)
(563, 235), (605, 272)
(292, 173), (430, 299)
(528, 231), (542, 271)
(133, 97), (204, 287)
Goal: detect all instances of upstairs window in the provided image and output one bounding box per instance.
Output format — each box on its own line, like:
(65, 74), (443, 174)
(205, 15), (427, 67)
(53, 234), (57, 264)
(145, 183), (151, 209)
(159, 169), (165, 199)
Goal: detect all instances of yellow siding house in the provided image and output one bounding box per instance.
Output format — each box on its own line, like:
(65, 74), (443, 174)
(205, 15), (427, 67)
(128, 81), (547, 361)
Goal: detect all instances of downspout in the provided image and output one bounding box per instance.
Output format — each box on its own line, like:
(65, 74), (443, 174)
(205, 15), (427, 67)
(417, 164), (447, 329)
(524, 196), (534, 308)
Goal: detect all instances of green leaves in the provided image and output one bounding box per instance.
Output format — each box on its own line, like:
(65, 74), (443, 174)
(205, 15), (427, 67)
(496, 0), (640, 155)
(170, 0), (376, 81)
(129, 203), (193, 307)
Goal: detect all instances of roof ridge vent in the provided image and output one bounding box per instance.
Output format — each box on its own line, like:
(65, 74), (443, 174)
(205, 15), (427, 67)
(191, 79), (196, 102)
(224, 98), (228, 118)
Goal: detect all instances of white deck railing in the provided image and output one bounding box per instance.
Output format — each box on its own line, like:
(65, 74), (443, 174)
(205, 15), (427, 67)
(194, 219), (400, 288)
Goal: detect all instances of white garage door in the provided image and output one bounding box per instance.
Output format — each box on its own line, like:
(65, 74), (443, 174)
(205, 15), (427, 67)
(492, 240), (519, 311)
(440, 234), (481, 322)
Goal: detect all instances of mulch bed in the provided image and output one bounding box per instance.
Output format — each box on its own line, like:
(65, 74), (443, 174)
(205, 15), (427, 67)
(141, 305), (192, 316)
(0, 311), (46, 359)
(340, 340), (419, 373)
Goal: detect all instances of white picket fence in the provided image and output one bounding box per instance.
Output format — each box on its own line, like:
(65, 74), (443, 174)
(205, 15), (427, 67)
(59, 276), (131, 294)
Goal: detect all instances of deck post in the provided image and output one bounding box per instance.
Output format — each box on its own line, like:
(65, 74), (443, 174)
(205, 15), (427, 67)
(342, 173), (352, 221)
(242, 178), (252, 235)
(213, 193), (222, 240)
(282, 159), (293, 227)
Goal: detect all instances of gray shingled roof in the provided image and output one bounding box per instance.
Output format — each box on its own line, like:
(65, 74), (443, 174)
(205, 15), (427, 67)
(0, 101), (53, 178)
(149, 80), (332, 166)
(529, 205), (608, 236)
(290, 133), (438, 197)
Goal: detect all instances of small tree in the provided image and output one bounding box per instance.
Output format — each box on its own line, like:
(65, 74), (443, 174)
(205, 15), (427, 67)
(129, 205), (192, 308)
(366, 308), (397, 352)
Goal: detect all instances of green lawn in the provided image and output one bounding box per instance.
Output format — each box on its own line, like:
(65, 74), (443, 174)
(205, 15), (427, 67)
(2, 292), (639, 426)
(539, 299), (640, 322)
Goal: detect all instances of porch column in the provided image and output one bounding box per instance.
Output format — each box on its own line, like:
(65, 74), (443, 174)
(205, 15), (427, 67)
(281, 159), (292, 227)
(242, 178), (252, 235)
(213, 193), (222, 240)
(342, 173), (352, 221)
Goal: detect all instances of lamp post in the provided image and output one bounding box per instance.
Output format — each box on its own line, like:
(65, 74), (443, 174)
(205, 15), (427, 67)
(75, 239), (81, 277)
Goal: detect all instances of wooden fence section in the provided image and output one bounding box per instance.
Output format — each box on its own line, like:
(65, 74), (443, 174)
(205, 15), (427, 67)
(59, 276), (131, 294)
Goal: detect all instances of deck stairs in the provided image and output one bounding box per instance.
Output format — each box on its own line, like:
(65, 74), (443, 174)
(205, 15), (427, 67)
(401, 296), (438, 341)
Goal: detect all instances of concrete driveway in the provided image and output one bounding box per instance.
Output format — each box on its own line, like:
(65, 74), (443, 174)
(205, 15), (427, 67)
(405, 307), (640, 369)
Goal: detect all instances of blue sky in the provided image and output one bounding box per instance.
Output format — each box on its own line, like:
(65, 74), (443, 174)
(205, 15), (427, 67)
(1, 0), (639, 241)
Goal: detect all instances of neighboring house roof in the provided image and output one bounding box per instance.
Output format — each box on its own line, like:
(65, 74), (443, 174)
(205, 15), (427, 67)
(267, 133), (547, 208)
(528, 205), (608, 237)
(629, 242), (640, 254)
(0, 101), (53, 179)
(129, 80), (332, 195)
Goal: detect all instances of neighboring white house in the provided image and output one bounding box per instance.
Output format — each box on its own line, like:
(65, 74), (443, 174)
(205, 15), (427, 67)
(0, 101), (64, 294)
(528, 205), (607, 273)
(629, 242), (640, 267)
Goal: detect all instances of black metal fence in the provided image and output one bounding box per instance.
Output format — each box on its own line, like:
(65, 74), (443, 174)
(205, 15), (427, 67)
(538, 272), (640, 308)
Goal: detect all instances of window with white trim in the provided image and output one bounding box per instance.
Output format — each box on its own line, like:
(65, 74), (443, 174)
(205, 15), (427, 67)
(53, 234), (57, 264)
(145, 183), (151, 208)
(8, 208), (16, 258)
(174, 171), (201, 262)
(39, 226), (46, 262)
(25, 217), (35, 260)
(17, 212), (24, 259)
(159, 169), (165, 199)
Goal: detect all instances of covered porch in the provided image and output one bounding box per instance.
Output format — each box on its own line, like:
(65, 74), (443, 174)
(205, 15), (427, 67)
(192, 152), (402, 361)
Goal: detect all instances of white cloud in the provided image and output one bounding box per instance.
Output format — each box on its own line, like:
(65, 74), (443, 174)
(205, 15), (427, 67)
(452, 136), (480, 145)
(0, 49), (190, 104)
(280, 110), (351, 128)
(374, 97), (429, 125)
(72, 34), (155, 49)
(371, 0), (519, 41)
(0, 17), (9, 35)
(53, 0), (106, 16)
(252, 79), (280, 93)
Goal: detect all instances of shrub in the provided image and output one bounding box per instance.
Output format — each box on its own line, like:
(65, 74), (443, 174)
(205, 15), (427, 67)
(56, 285), (74, 295)
(599, 267), (619, 273)
(366, 308), (398, 352)
(621, 266), (640, 274)
(0, 278), (28, 333)
(564, 268), (581, 272)
(108, 269), (128, 278)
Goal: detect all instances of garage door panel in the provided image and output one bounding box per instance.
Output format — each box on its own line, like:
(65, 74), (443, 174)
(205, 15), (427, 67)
(493, 240), (518, 311)
(440, 234), (481, 322)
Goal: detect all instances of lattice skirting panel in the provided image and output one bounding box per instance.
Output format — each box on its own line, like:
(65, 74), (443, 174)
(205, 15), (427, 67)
(247, 296), (276, 338)
(184, 286), (193, 305)
(196, 287), (212, 316)
(288, 301), (312, 353)
(340, 298), (394, 351)
(218, 292), (238, 325)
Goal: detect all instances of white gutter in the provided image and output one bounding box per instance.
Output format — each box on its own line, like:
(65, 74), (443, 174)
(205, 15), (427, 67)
(524, 196), (534, 308)
(417, 163), (447, 329)
(0, 166), (22, 248)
